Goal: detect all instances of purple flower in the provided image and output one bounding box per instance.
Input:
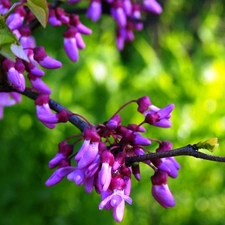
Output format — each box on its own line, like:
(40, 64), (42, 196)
(111, 3), (127, 28)
(0, 0), (11, 15)
(131, 132), (151, 146)
(75, 33), (86, 49)
(55, 8), (70, 24)
(69, 15), (92, 35)
(35, 94), (58, 128)
(6, 6), (26, 30)
(143, 0), (162, 14)
(24, 61), (45, 77)
(63, 28), (79, 62)
(75, 139), (99, 169)
(48, 8), (62, 26)
(33, 46), (62, 69)
(123, 0), (132, 16)
(67, 164), (98, 193)
(155, 142), (180, 178)
(86, 0), (102, 22)
(137, 96), (152, 113)
(151, 171), (175, 208)
(2, 59), (26, 92)
(132, 164), (141, 180)
(28, 74), (51, 94)
(46, 166), (76, 186)
(131, 4), (143, 31)
(144, 104), (174, 128)
(107, 114), (121, 129)
(98, 150), (114, 191)
(18, 26), (36, 49)
(99, 176), (132, 222)
(48, 141), (73, 169)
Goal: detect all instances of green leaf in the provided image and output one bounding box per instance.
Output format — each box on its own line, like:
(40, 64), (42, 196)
(0, 43), (16, 62)
(0, 15), (17, 46)
(26, 0), (49, 28)
(195, 138), (219, 152)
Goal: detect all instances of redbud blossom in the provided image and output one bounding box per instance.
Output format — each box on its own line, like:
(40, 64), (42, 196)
(6, 7), (26, 30)
(99, 176), (132, 222)
(111, 2), (127, 27)
(33, 46), (62, 69)
(45, 166), (75, 186)
(86, 0), (102, 22)
(63, 28), (79, 62)
(144, 104), (174, 128)
(143, 0), (163, 14)
(28, 74), (51, 94)
(137, 96), (152, 113)
(2, 59), (25, 92)
(151, 171), (175, 208)
(98, 151), (114, 191)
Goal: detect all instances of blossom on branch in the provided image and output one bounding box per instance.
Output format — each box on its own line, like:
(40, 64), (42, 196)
(46, 96), (179, 222)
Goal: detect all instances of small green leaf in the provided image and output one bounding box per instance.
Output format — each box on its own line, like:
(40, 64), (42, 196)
(195, 138), (219, 152)
(0, 15), (17, 46)
(26, 0), (49, 28)
(0, 43), (16, 62)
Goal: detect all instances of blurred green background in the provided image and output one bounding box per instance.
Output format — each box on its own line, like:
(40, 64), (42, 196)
(1, 0), (225, 224)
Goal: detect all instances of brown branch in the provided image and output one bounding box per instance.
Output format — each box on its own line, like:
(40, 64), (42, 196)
(0, 84), (88, 132)
(22, 88), (89, 132)
(125, 144), (225, 166)
(1, 81), (225, 165)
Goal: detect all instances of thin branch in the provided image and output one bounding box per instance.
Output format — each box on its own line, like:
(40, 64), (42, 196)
(0, 84), (88, 132)
(22, 88), (89, 132)
(125, 144), (225, 166)
(1, 86), (225, 165)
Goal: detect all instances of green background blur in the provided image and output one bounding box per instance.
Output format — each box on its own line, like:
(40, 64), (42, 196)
(1, 0), (225, 224)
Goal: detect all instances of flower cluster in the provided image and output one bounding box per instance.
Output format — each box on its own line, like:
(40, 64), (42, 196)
(78, 0), (162, 50)
(0, 1), (71, 125)
(46, 96), (180, 222)
(49, 0), (162, 59)
(0, 0), (162, 121)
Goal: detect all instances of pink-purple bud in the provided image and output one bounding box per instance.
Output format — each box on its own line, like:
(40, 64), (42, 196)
(143, 0), (162, 14)
(2, 59), (25, 91)
(25, 62), (45, 77)
(86, 0), (102, 22)
(63, 28), (79, 62)
(110, 175), (126, 191)
(57, 109), (72, 122)
(28, 74), (51, 94)
(132, 164), (141, 180)
(127, 124), (146, 132)
(101, 150), (114, 165)
(48, 8), (62, 26)
(132, 132), (151, 146)
(33, 46), (62, 69)
(151, 171), (175, 208)
(137, 96), (151, 113)
(111, 3), (127, 27)
(35, 94), (49, 105)
(113, 151), (126, 170)
(45, 166), (75, 186)
(83, 128), (100, 142)
(108, 114), (121, 129)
